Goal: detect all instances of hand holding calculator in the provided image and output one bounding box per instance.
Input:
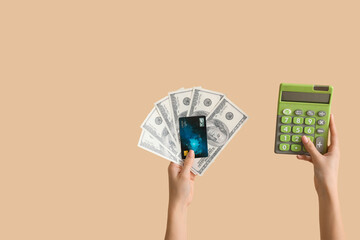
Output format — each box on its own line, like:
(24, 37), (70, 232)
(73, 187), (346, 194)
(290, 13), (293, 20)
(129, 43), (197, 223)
(274, 84), (333, 155)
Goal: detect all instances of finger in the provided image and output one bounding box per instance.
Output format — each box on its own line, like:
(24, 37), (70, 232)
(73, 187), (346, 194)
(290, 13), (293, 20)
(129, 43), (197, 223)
(168, 162), (181, 177)
(182, 150), (195, 174)
(296, 154), (313, 163)
(301, 135), (322, 159)
(329, 114), (339, 149)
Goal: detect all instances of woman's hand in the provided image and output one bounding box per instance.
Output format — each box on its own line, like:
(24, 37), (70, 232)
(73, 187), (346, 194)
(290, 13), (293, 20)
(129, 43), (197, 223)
(297, 114), (345, 240)
(168, 150), (196, 208)
(165, 150), (196, 240)
(297, 114), (340, 196)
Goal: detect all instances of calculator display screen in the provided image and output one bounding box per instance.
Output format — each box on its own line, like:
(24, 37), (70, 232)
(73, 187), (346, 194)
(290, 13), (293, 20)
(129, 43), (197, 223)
(281, 91), (330, 104)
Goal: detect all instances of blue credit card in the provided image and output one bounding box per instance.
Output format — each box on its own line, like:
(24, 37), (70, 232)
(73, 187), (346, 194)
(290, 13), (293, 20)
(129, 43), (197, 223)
(179, 116), (208, 159)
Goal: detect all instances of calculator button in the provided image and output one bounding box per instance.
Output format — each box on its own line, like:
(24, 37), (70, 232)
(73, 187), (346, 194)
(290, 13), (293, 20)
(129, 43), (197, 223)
(280, 135), (290, 142)
(306, 110), (315, 116)
(305, 118), (315, 125)
(318, 111), (326, 117)
(317, 119), (326, 125)
(308, 136), (314, 142)
(304, 127), (315, 134)
(293, 117), (304, 124)
(280, 125), (291, 133)
(294, 109), (303, 115)
(292, 126), (303, 133)
(279, 143), (290, 151)
(315, 137), (325, 153)
(292, 135), (302, 143)
(283, 109), (292, 115)
(317, 128), (325, 134)
(281, 116), (292, 124)
(291, 144), (302, 152)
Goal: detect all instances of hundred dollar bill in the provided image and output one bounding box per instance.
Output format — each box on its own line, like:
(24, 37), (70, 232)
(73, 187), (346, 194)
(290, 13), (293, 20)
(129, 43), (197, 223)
(138, 130), (180, 164)
(169, 88), (198, 143)
(168, 88), (194, 142)
(187, 87), (225, 117)
(141, 107), (180, 157)
(191, 97), (248, 175)
(155, 96), (179, 146)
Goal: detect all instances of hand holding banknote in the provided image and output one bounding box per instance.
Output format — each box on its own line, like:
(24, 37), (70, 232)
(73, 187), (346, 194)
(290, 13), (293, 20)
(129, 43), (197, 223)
(168, 149), (196, 207)
(165, 150), (196, 240)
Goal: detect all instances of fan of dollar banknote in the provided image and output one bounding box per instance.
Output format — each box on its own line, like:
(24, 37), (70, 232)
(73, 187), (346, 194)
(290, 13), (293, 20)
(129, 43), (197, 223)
(138, 87), (249, 176)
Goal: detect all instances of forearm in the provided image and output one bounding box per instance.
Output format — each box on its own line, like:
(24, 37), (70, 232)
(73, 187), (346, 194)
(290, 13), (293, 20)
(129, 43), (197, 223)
(318, 187), (345, 240)
(165, 203), (188, 240)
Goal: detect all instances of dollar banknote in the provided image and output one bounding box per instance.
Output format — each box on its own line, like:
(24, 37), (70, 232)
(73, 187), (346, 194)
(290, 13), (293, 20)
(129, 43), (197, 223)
(138, 130), (180, 164)
(138, 87), (249, 176)
(187, 87), (225, 117)
(155, 96), (179, 146)
(141, 107), (180, 158)
(191, 97), (248, 175)
(168, 88), (193, 142)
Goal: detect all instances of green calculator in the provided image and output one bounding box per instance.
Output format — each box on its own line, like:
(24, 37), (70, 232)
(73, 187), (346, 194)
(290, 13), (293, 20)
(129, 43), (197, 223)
(274, 83), (333, 155)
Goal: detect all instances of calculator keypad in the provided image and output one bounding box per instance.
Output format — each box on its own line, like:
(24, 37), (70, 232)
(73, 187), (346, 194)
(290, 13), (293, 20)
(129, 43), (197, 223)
(276, 108), (328, 154)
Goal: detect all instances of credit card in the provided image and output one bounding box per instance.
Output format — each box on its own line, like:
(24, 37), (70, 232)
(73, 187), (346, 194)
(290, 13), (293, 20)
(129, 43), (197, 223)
(179, 116), (208, 159)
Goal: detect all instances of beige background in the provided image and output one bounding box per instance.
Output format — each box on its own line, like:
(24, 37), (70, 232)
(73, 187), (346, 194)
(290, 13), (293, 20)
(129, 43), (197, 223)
(1, 1), (359, 239)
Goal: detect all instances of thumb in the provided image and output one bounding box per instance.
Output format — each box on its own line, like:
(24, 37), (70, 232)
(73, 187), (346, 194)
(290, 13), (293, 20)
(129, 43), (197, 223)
(301, 135), (321, 159)
(182, 150), (195, 174)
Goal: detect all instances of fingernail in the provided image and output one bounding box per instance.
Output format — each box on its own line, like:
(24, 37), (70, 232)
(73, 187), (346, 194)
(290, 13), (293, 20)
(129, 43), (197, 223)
(188, 150), (194, 158)
(302, 135), (309, 143)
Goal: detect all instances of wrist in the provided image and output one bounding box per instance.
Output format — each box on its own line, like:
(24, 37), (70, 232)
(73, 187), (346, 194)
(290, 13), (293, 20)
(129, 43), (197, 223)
(315, 173), (338, 197)
(168, 200), (188, 214)
(316, 182), (338, 200)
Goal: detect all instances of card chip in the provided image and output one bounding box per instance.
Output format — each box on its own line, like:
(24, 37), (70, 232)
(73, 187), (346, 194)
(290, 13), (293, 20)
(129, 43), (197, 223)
(183, 150), (188, 156)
